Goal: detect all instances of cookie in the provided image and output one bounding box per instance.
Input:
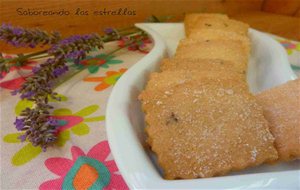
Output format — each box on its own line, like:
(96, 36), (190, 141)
(188, 29), (251, 54)
(175, 39), (249, 66)
(185, 16), (249, 37)
(160, 58), (247, 75)
(256, 79), (300, 161)
(184, 13), (229, 36)
(145, 70), (247, 91)
(139, 79), (278, 179)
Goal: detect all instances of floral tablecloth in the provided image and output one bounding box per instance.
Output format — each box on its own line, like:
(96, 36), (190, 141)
(1, 34), (299, 190)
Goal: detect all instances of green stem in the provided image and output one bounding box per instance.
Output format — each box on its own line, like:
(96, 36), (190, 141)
(30, 55), (52, 60)
(22, 50), (48, 59)
(105, 46), (126, 57)
(6, 50), (48, 66)
(119, 30), (143, 37)
(54, 36), (147, 88)
(117, 26), (136, 32)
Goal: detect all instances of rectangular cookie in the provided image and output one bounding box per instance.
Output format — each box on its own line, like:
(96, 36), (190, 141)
(175, 39), (249, 67)
(160, 58), (247, 75)
(185, 16), (249, 37)
(256, 79), (300, 161)
(184, 13), (229, 36)
(139, 78), (278, 179)
(145, 70), (247, 92)
(188, 29), (251, 55)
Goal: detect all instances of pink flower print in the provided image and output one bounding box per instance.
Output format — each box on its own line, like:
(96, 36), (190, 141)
(39, 141), (128, 190)
(0, 54), (38, 90)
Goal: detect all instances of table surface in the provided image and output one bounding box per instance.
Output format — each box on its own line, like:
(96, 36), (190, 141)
(1, 0), (300, 53)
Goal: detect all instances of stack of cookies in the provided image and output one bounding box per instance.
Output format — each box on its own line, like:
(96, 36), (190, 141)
(139, 13), (298, 179)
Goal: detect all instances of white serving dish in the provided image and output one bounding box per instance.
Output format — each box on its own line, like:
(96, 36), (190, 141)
(106, 23), (299, 190)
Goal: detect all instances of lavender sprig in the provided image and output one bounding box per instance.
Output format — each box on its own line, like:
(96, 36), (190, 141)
(48, 34), (103, 63)
(0, 23), (60, 48)
(0, 23), (60, 77)
(1, 22), (155, 151)
(15, 103), (59, 151)
(14, 34), (104, 150)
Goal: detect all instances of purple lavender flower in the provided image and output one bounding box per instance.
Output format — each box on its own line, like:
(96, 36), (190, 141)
(14, 118), (25, 131)
(82, 34), (92, 40)
(45, 136), (57, 143)
(20, 91), (35, 99)
(53, 65), (69, 77)
(44, 58), (56, 65)
(18, 134), (27, 142)
(12, 28), (23, 36)
(29, 43), (36, 48)
(11, 89), (19, 95)
(32, 66), (40, 74)
(104, 27), (115, 35)
(15, 103), (60, 150)
(42, 146), (47, 152)
(48, 34), (103, 62)
(46, 118), (59, 126)
(57, 35), (92, 47)
(0, 23), (60, 48)
(65, 50), (85, 59)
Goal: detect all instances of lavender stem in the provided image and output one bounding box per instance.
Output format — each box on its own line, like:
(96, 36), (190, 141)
(53, 36), (147, 88)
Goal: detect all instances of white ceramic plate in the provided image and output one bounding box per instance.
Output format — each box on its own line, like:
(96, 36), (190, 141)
(106, 23), (299, 190)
